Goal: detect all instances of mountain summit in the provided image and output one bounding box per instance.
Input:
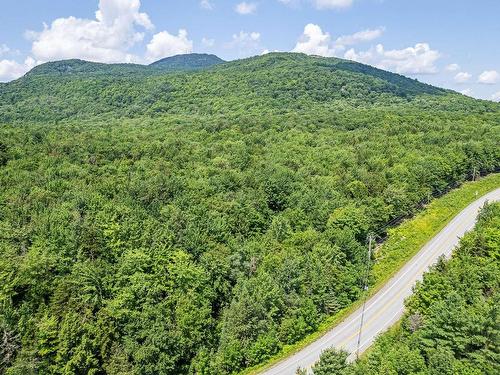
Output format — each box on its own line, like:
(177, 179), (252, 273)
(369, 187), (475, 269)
(149, 53), (225, 71)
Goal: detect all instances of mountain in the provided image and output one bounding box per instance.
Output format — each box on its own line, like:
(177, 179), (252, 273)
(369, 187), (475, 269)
(0, 52), (499, 375)
(1, 52), (493, 123)
(23, 53), (225, 78)
(25, 59), (150, 77)
(149, 53), (225, 71)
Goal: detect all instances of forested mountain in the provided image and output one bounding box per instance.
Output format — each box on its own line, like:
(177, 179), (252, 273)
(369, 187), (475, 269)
(0, 53), (499, 374)
(4, 52), (496, 123)
(310, 202), (500, 375)
(21, 53), (224, 80)
(25, 59), (150, 77)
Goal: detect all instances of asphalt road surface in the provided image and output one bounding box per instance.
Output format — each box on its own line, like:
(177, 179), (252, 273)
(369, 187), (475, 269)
(261, 187), (500, 375)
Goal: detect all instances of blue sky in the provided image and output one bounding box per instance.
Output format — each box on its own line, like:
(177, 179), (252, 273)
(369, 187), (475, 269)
(1, 0), (499, 101)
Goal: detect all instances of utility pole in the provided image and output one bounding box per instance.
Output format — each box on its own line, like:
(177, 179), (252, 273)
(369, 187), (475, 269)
(356, 233), (373, 359)
(472, 166), (479, 182)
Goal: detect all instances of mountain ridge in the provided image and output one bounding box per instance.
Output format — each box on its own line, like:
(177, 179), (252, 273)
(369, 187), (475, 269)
(24, 53), (225, 78)
(1, 52), (497, 124)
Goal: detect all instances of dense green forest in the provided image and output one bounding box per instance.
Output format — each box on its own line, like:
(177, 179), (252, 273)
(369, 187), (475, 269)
(306, 202), (500, 375)
(18, 53), (224, 81)
(0, 53), (499, 374)
(3, 53), (499, 124)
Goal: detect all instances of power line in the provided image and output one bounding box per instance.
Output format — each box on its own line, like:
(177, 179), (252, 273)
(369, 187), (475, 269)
(353, 167), (488, 359)
(356, 233), (373, 360)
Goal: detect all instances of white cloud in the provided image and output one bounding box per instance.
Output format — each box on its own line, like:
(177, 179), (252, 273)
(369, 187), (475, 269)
(262, 49), (280, 55)
(227, 31), (262, 57)
(292, 24), (335, 57)
(478, 70), (499, 84)
(292, 24), (384, 57)
(200, 0), (214, 10)
(22, 0), (195, 67)
(454, 71), (471, 83)
(334, 27), (384, 47)
(0, 57), (38, 82)
(27, 0), (155, 64)
(0, 60), (28, 81)
(312, 0), (354, 9)
(235, 2), (258, 14)
(2, 1), (197, 81)
(491, 91), (500, 102)
(202, 37), (215, 48)
(146, 30), (193, 62)
(344, 43), (441, 74)
(288, 24), (438, 76)
(460, 88), (473, 97)
(445, 63), (460, 72)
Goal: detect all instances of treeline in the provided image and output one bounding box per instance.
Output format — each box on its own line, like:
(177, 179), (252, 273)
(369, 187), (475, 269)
(307, 202), (500, 375)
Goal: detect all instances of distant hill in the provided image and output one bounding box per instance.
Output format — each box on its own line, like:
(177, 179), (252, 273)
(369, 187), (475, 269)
(24, 53), (225, 78)
(149, 53), (225, 71)
(25, 59), (150, 77)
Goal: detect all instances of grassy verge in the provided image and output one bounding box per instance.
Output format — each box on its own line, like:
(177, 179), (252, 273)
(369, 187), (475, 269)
(240, 173), (500, 375)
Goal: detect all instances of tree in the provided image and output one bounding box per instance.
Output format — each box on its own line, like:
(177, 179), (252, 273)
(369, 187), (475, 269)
(312, 348), (349, 375)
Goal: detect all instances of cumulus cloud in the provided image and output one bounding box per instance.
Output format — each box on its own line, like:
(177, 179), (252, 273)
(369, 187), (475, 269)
(0, 57), (37, 82)
(25, 0), (193, 65)
(478, 70), (499, 84)
(334, 27), (385, 48)
(491, 91), (500, 102)
(146, 30), (193, 62)
(235, 2), (258, 15)
(344, 43), (440, 74)
(292, 24), (336, 56)
(445, 63), (460, 72)
(454, 72), (471, 83)
(292, 24), (440, 75)
(0, 0), (195, 81)
(292, 24), (384, 57)
(27, 0), (154, 63)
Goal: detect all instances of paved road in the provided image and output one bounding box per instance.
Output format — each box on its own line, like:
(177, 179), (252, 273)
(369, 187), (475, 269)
(261, 188), (500, 375)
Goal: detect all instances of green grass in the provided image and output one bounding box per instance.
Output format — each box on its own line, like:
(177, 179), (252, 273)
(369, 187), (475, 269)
(241, 173), (500, 375)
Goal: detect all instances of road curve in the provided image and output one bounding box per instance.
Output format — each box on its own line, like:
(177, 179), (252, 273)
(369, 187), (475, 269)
(261, 187), (500, 375)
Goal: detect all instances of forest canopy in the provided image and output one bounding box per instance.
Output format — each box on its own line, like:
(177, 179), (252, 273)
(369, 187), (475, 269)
(0, 52), (499, 374)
